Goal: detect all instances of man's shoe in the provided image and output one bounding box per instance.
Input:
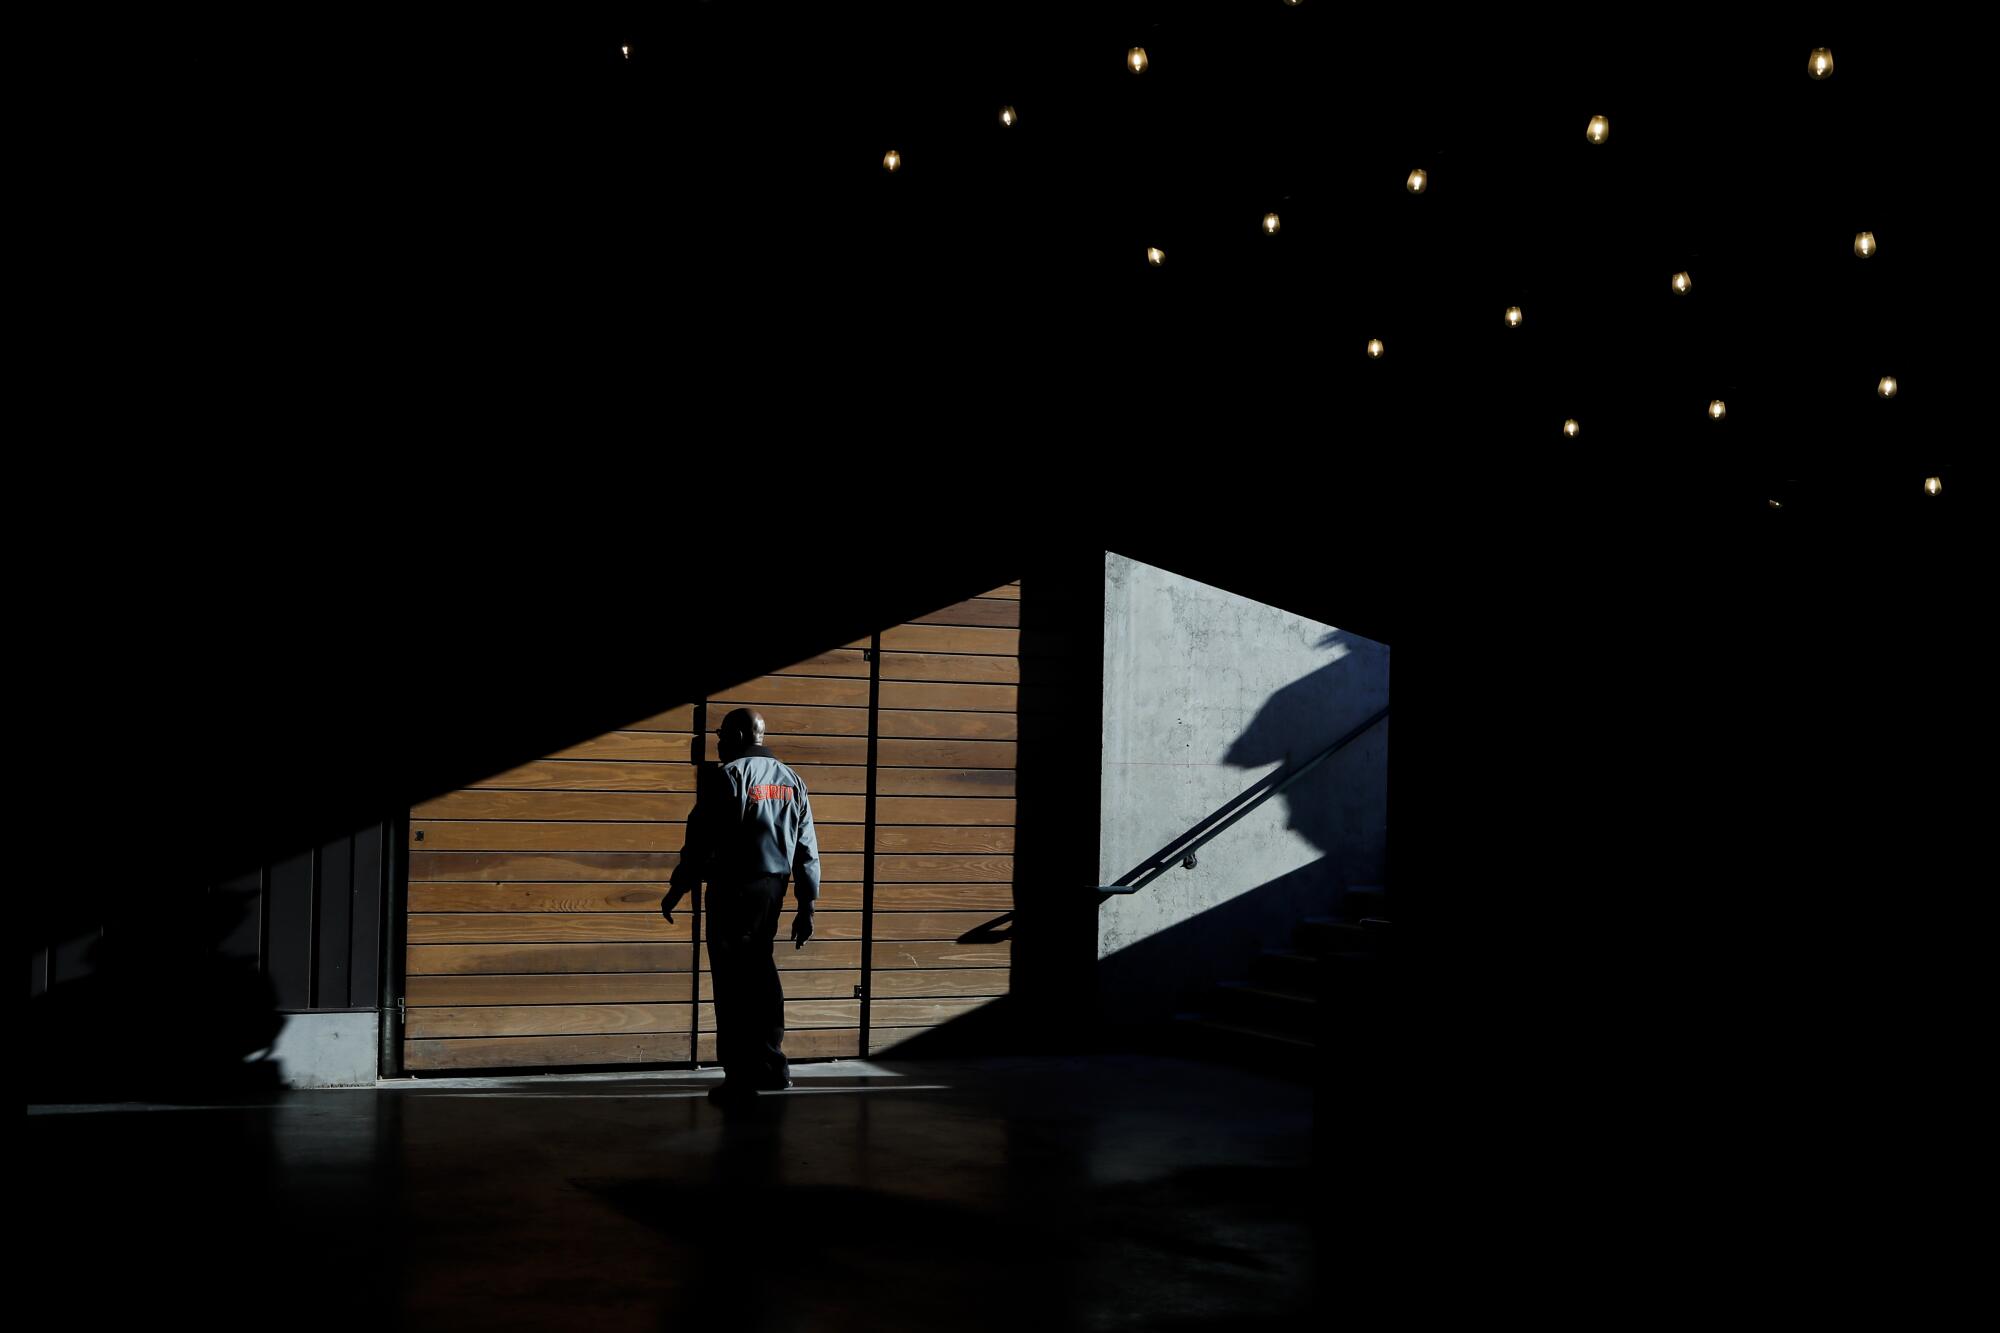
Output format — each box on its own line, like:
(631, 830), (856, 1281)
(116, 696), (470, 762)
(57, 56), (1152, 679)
(752, 1076), (793, 1092)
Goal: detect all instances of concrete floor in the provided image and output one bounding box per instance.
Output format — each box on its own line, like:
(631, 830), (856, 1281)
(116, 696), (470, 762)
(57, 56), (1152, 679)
(27, 1053), (1346, 1331)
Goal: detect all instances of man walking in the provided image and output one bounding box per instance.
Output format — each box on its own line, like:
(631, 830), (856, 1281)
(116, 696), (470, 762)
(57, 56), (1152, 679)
(662, 707), (820, 1104)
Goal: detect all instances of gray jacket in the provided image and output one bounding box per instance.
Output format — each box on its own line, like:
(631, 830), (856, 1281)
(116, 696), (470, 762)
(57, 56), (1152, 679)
(671, 744), (822, 904)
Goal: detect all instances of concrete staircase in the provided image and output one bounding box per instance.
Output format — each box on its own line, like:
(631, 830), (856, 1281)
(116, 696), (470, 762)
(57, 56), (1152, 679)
(1167, 886), (1392, 1082)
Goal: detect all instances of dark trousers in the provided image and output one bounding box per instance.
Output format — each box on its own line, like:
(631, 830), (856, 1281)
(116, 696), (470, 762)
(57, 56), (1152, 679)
(705, 873), (790, 1084)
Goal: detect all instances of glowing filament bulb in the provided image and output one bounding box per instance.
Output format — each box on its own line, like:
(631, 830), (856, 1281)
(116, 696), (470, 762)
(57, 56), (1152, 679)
(1407, 168), (1428, 194)
(1587, 115), (1610, 145)
(1809, 48), (1834, 79)
(1878, 375), (1898, 398)
(1708, 399), (1727, 420)
(1263, 213), (1281, 235)
(882, 149), (901, 172)
(1146, 246), (1165, 266)
(1925, 476), (1943, 496)
(1128, 47), (1148, 74)
(1855, 231), (1876, 258)
(1672, 271), (1692, 295)
(1366, 338), (1384, 359)
(620, 45), (630, 59)
(1505, 306), (1523, 328)
(1000, 106), (1016, 127)
(1563, 419), (1579, 437)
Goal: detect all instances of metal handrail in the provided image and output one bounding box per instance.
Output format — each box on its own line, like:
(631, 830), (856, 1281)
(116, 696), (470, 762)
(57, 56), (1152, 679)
(1094, 704), (1390, 895)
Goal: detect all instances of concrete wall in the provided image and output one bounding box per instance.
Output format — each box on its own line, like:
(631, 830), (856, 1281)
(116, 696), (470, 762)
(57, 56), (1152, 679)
(258, 1010), (379, 1088)
(1097, 552), (1390, 1028)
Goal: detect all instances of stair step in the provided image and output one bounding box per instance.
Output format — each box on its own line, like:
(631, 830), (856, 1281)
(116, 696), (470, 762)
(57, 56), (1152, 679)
(1211, 979), (1318, 1035)
(1249, 948), (1323, 991)
(1173, 1013), (1316, 1048)
(1337, 887), (1389, 920)
(1295, 917), (1375, 956)
(1160, 1014), (1317, 1084)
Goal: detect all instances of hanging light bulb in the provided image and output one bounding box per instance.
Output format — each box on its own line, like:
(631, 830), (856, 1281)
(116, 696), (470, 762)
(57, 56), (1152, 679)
(1563, 419), (1580, 437)
(1128, 47), (1149, 74)
(1672, 271), (1692, 295)
(882, 149), (901, 173)
(1505, 306), (1523, 328)
(1808, 48), (1834, 79)
(1925, 476), (1943, 496)
(1146, 246), (1166, 266)
(1878, 375), (1898, 398)
(1366, 338), (1384, 359)
(1263, 212), (1281, 235)
(1407, 168), (1428, 194)
(1855, 231), (1876, 258)
(1000, 105), (1017, 127)
(1586, 115), (1610, 145)
(1708, 399), (1727, 420)
(620, 44), (630, 59)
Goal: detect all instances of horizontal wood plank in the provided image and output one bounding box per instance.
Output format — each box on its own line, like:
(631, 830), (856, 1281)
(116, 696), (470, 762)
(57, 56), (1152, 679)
(978, 583), (1020, 600)
(875, 768), (1016, 798)
(876, 739), (1016, 769)
(873, 855), (1014, 882)
(410, 882), (675, 912)
(408, 942), (698, 975)
(880, 624), (1020, 656)
(406, 972), (699, 1005)
(403, 1032), (692, 1070)
(876, 681), (1019, 713)
(408, 882), (922, 913)
(709, 676), (872, 708)
(872, 826), (1016, 854)
(847, 910), (1015, 940)
(731, 910), (1011, 942)
(702, 703), (869, 737)
(723, 735), (869, 765)
(409, 820), (866, 854)
(409, 1002), (694, 1039)
(874, 797), (1016, 825)
(621, 703), (700, 733)
(877, 652), (1020, 684)
(870, 997), (999, 1026)
(697, 1028), (858, 1062)
(910, 598), (1022, 629)
(409, 913), (697, 945)
(770, 649), (871, 678)
(867, 884), (1016, 910)
(697, 1000), (858, 1031)
(407, 851), (867, 882)
(869, 940), (1011, 969)
(410, 791), (869, 823)
(465, 761), (703, 792)
(875, 710), (1018, 741)
(869, 968), (1013, 997)
(548, 732), (700, 763)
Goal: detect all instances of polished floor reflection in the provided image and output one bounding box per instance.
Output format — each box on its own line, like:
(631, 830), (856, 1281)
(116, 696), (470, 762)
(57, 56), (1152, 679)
(28, 1054), (1339, 1331)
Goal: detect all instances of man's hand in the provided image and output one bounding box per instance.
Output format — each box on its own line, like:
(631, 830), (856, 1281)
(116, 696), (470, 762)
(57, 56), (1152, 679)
(791, 904), (814, 949)
(661, 884), (690, 924)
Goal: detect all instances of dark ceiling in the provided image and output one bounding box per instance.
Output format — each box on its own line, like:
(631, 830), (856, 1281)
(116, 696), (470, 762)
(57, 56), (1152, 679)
(50, 6), (1968, 901)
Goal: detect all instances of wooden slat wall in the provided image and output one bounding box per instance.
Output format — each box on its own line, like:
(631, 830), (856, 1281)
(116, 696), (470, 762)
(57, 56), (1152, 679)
(865, 586), (1019, 1057)
(402, 586), (1022, 1073)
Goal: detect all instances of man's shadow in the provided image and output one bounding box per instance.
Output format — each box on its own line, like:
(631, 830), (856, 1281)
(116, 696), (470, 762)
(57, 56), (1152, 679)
(1095, 630), (1390, 1031)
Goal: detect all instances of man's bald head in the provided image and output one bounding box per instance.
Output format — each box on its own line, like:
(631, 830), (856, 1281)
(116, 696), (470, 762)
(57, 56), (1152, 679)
(718, 707), (766, 758)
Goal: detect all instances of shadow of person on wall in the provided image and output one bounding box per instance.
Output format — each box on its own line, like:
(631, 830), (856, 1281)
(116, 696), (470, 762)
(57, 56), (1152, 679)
(1222, 630), (1389, 911)
(1093, 628), (1390, 1037)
